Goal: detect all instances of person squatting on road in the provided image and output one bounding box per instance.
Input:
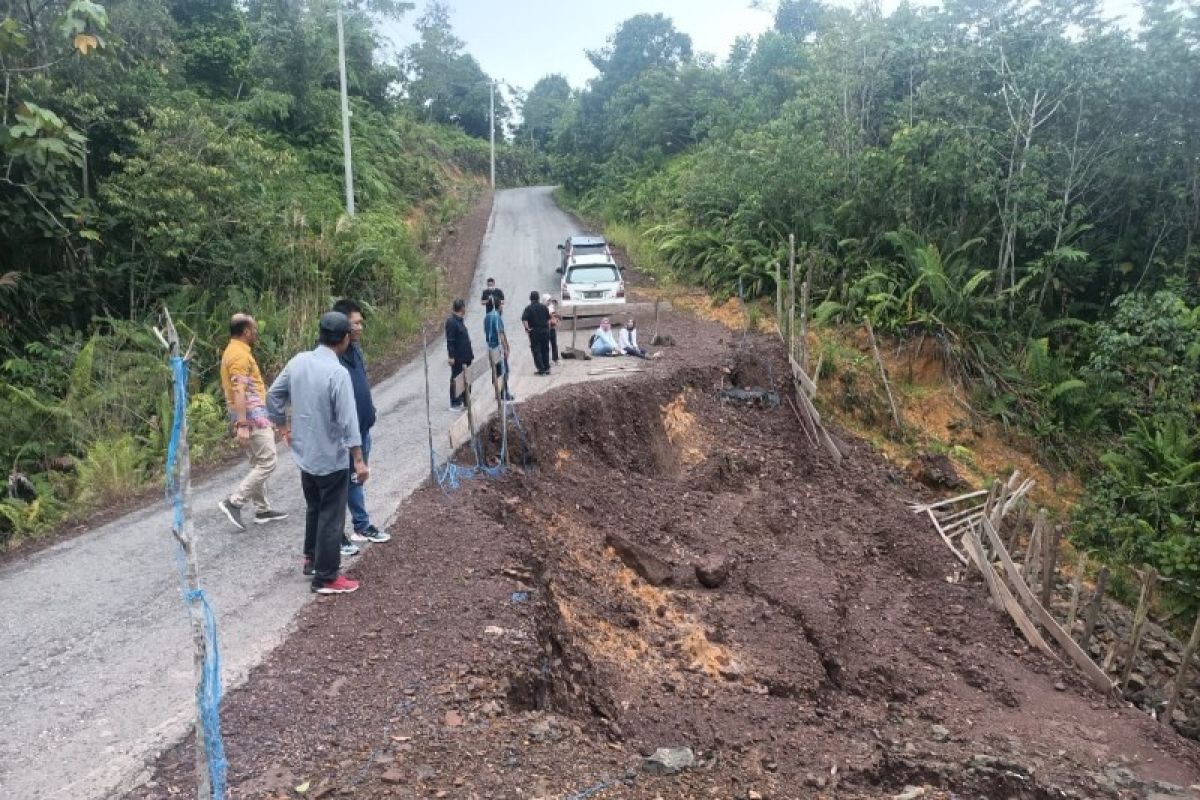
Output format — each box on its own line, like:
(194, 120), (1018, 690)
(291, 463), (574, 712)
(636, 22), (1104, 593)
(218, 313), (288, 530)
(617, 316), (650, 359)
(484, 298), (515, 401)
(545, 295), (561, 364)
(590, 317), (621, 357)
(333, 299), (391, 550)
(446, 298), (474, 409)
(521, 290), (553, 375)
(481, 277), (505, 317)
(267, 311), (369, 595)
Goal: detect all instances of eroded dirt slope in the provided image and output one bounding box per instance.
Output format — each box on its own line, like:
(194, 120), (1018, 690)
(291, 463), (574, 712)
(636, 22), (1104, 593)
(131, 320), (1200, 799)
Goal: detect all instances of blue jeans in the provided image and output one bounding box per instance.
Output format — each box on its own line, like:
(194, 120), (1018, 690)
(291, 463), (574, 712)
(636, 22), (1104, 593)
(347, 429), (371, 532)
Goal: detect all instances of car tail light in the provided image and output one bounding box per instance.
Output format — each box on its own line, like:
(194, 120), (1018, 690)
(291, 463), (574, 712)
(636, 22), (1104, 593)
(562, 283), (571, 300)
(616, 284), (625, 299)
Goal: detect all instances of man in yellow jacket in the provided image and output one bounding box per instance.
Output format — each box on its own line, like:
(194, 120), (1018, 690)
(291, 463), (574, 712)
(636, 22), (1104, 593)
(218, 313), (287, 530)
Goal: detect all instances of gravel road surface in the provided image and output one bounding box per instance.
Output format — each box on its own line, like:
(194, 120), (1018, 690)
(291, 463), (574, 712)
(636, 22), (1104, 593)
(0, 186), (611, 799)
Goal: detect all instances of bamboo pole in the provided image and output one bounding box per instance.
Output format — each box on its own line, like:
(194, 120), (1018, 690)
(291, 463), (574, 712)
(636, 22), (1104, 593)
(1024, 513), (1043, 592)
(1120, 568), (1157, 690)
(801, 252), (813, 371)
(787, 235), (796, 359)
(422, 327), (436, 483)
(863, 315), (902, 433)
(1079, 566), (1109, 651)
(775, 261), (783, 339)
(1064, 549), (1087, 633)
(1039, 518), (1061, 610)
(1164, 613), (1200, 725)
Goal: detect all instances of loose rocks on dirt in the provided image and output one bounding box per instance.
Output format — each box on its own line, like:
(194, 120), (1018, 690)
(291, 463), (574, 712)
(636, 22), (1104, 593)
(606, 532), (673, 586)
(906, 453), (966, 490)
(642, 746), (695, 775)
(695, 554), (732, 588)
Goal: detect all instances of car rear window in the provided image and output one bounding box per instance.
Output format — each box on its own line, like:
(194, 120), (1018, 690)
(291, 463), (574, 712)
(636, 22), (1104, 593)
(571, 244), (608, 257)
(566, 265), (619, 283)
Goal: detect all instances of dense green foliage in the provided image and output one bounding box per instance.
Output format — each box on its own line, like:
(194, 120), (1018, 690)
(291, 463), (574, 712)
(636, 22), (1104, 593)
(536, 3), (1200, 597)
(0, 0), (534, 544)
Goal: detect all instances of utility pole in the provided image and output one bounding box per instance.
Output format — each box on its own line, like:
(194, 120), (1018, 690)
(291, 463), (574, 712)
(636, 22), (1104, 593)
(337, 4), (355, 216)
(489, 80), (496, 189)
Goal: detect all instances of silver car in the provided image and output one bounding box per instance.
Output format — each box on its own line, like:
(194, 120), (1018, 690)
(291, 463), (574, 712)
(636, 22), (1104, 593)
(560, 259), (625, 305)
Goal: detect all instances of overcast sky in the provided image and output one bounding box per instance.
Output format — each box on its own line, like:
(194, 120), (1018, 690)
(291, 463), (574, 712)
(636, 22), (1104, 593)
(380, 0), (1147, 96)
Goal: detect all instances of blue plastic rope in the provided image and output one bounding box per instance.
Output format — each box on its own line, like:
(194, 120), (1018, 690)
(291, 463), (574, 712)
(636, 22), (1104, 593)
(432, 395), (529, 492)
(165, 355), (228, 798)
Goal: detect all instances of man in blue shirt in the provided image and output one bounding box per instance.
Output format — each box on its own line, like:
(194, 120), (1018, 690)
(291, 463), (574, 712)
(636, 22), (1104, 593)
(483, 298), (514, 401)
(268, 312), (369, 595)
(333, 299), (391, 549)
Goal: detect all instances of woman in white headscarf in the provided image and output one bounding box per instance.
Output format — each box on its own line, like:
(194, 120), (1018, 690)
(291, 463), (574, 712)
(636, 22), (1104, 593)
(590, 317), (621, 356)
(617, 316), (649, 359)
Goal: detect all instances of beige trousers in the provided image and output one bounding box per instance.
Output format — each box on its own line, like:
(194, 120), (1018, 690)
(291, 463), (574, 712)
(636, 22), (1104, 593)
(230, 426), (277, 511)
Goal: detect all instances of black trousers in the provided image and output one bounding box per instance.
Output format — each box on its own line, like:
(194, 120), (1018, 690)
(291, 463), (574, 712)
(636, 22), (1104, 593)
(494, 358), (513, 399)
(450, 360), (468, 405)
(302, 468), (349, 585)
(549, 328), (559, 361)
(530, 328), (551, 373)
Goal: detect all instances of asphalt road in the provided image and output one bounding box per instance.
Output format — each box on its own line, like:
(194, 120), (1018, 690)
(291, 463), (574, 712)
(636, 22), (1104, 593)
(0, 186), (614, 799)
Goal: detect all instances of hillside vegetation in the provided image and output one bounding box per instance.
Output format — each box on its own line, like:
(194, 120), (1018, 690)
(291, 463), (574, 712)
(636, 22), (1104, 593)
(530, 2), (1200, 604)
(0, 0), (543, 544)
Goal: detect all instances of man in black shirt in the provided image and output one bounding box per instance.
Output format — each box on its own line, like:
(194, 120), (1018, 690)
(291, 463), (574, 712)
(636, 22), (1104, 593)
(445, 298), (474, 409)
(520, 290), (552, 375)
(481, 278), (505, 317)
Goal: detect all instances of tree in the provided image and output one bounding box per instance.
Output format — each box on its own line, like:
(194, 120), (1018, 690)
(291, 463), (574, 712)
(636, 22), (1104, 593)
(585, 13), (692, 104)
(400, 2), (508, 138)
(519, 74), (571, 150)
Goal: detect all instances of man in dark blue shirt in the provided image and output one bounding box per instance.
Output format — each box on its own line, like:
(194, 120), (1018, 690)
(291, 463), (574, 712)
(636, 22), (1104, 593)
(333, 299), (391, 548)
(445, 298), (474, 409)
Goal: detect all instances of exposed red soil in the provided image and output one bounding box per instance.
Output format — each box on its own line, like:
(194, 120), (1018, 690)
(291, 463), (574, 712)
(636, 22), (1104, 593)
(129, 302), (1200, 800)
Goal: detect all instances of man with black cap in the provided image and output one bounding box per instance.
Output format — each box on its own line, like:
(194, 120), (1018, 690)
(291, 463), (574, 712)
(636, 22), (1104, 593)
(267, 311), (370, 594)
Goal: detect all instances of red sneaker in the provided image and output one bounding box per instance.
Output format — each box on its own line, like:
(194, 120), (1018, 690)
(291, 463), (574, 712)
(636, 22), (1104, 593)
(312, 574), (359, 594)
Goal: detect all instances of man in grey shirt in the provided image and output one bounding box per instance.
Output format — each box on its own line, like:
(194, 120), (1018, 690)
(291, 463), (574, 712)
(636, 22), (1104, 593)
(268, 312), (370, 594)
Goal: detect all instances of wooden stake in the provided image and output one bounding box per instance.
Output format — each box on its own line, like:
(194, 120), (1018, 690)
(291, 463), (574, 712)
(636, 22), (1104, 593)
(801, 251), (814, 370)
(422, 327), (436, 483)
(1164, 613), (1200, 725)
(863, 315), (902, 433)
(1064, 549), (1087, 634)
(800, 273), (811, 372)
(652, 295), (662, 344)
(775, 261), (783, 340)
(1007, 496), (1030, 553)
(1024, 513), (1043, 592)
(981, 517), (1113, 693)
(1039, 517), (1061, 610)
(1079, 566), (1109, 651)
(1120, 568), (1157, 690)
(787, 235), (796, 359)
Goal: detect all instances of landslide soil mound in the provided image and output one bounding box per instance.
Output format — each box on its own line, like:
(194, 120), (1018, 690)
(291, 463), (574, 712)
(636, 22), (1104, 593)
(131, 335), (1200, 800)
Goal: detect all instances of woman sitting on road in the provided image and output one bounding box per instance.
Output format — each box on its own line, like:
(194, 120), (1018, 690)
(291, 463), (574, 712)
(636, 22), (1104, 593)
(590, 318), (621, 357)
(617, 317), (650, 359)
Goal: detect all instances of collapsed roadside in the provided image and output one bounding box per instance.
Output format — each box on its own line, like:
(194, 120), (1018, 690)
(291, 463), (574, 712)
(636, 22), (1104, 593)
(130, 303), (1200, 799)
